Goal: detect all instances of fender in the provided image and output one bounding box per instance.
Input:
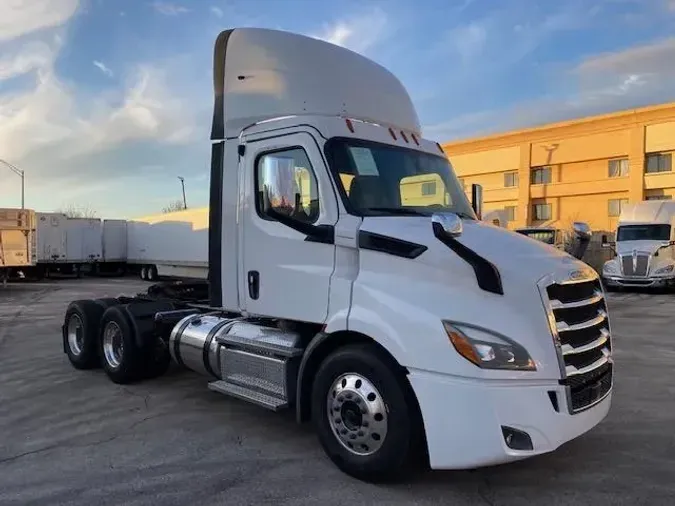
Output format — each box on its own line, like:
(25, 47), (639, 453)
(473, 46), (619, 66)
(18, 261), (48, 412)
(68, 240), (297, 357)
(295, 326), (409, 423)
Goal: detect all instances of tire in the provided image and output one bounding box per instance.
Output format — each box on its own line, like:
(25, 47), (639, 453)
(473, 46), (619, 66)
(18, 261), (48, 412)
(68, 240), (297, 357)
(147, 265), (158, 282)
(140, 266), (148, 281)
(311, 343), (424, 482)
(98, 305), (145, 384)
(63, 300), (111, 369)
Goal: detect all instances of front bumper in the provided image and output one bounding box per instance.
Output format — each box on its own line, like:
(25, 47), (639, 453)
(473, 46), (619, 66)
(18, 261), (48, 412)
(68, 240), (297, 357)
(408, 369), (612, 470)
(602, 274), (675, 288)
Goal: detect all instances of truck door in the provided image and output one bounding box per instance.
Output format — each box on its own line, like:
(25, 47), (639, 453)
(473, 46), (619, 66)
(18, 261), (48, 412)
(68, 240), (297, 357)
(240, 131), (338, 323)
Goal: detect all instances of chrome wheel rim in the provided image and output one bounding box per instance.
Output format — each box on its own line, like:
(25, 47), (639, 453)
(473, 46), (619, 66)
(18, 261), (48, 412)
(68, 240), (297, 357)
(102, 321), (124, 369)
(326, 373), (388, 456)
(67, 314), (84, 355)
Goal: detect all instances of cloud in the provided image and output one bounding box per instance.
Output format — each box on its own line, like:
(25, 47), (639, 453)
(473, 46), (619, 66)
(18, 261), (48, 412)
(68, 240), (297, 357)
(311, 7), (389, 54)
(575, 37), (675, 77)
(93, 60), (113, 77)
(0, 0), (201, 206)
(446, 21), (487, 62)
(210, 6), (224, 18)
(152, 2), (190, 16)
(0, 0), (79, 42)
(0, 41), (53, 80)
(425, 37), (675, 142)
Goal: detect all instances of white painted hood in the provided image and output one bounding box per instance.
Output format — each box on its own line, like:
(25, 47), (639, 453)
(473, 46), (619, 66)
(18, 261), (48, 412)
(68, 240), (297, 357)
(360, 216), (589, 291)
(615, 240), (670, 256)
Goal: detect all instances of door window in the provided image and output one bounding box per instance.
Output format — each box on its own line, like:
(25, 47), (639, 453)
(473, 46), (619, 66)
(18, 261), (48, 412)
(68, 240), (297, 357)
(255, 148), (320, 224)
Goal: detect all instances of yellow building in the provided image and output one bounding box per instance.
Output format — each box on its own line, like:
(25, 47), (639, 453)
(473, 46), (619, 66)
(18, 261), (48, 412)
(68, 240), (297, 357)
(441, 102), (675, 235)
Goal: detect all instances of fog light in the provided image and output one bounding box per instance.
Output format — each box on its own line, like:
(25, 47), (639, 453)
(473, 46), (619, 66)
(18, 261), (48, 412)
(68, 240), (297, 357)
(501, 426), (533, 451)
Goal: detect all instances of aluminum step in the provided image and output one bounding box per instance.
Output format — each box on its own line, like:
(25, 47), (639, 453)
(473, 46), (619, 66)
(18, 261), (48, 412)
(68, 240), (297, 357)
(208, 380), (288, 411)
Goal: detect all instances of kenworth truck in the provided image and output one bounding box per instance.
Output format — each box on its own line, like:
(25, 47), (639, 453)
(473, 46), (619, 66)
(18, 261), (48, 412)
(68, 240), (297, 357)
(61, 27), (614, 482)
(601, 200), (675, 289)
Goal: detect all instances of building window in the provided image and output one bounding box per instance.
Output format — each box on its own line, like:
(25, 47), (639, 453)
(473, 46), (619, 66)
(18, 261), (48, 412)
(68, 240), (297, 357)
(608, 158), (629, 177)
(645, 153), (672, 173)
(505, 206), (517, 222)
(608, 198), (629, 217)
(531, 166), (552, 185)
(421, 181), (436, 195)
(532, 203), (552, 221)
(504, 172), (519, 187)
(645, 194), (672, 201)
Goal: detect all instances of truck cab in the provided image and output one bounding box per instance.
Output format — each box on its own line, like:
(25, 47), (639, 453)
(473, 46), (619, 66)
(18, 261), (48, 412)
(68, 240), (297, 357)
(601, 200), (675, 289)
(61, 27), (613, 482)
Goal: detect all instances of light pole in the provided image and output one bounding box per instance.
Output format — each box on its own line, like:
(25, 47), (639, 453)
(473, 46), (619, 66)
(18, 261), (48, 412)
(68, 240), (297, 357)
(177, 176), (187, 209)
(0, 159), (25, 209)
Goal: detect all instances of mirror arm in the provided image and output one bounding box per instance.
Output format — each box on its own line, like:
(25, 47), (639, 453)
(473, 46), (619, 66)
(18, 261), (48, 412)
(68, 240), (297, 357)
(266, 207), (334, 244)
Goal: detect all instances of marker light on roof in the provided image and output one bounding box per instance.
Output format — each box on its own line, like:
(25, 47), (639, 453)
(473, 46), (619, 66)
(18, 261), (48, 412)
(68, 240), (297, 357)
(411, 133), (419, 145)
(345, 118), (355, 133)
(388, 127), (397, 140)
(400, 131), (409, 143)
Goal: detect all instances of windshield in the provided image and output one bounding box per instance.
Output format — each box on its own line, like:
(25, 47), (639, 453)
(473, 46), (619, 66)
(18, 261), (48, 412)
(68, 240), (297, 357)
(324, 137), (476, 218)
(617, 224), (671, 242)
(516, 229), (556, 245)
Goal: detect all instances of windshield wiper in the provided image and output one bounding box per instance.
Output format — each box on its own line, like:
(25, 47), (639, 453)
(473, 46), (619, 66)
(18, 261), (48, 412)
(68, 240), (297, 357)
(366, 207), (430, 216)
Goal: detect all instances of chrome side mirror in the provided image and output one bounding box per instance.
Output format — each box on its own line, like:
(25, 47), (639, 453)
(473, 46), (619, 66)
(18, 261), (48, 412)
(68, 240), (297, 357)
(431, 212), (463, 238)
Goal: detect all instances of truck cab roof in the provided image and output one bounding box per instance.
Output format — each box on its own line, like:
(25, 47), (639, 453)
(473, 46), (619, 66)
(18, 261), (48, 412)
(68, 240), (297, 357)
(210, 27), (421, 140)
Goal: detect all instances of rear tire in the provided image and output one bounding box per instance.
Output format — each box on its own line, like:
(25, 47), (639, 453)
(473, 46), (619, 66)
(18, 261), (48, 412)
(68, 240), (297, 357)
(63, 300), (105, 369)
(99, 305), (145, 384)
(310, 343), (424, 483)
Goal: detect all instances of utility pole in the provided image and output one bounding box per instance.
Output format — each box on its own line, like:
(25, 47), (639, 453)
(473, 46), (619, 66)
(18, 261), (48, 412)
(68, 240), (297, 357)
(178, 176), (187, 209)
(0, 159), (25, 209)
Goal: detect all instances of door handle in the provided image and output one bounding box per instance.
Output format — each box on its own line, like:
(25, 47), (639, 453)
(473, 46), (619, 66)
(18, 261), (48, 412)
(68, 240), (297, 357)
(248, 270), (260, 300)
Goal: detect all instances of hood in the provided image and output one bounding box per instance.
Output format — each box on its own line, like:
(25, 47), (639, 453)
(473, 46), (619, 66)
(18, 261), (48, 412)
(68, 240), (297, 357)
(359, 216), (590, 291)
(616, 240), (670, 256)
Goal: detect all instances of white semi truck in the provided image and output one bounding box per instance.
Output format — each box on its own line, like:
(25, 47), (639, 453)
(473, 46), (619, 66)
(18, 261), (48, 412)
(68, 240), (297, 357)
(601, 200), (675, 289)
(61, 27), (614, 482)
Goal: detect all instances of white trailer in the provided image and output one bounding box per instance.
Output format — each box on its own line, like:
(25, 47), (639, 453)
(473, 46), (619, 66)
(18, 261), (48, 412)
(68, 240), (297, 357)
(0, 208), (35, 283)
(25, 213), (104, 277)
(601, 200), (675, 289)
(126, 207), (208, 281)
(60, 27), (613, 482)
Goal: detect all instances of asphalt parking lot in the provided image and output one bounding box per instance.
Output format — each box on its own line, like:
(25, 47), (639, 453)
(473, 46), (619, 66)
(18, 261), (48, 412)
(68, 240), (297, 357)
(0, 278), (674, 506)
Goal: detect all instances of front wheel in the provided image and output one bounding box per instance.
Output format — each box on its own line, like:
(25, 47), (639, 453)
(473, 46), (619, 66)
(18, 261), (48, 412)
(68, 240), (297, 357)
(311, 343), (425, 482)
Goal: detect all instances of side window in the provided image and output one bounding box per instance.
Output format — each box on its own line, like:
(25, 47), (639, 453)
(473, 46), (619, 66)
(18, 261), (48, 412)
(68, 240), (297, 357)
(256, 147), (320, 224)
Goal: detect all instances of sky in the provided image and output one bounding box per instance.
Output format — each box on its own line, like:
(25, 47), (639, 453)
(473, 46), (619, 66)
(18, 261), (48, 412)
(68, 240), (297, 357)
(1, 0), (675, 218)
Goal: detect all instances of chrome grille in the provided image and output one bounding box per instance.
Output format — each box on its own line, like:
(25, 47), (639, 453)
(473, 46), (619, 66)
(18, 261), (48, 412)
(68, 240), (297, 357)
(539, 272), (613, 414)
(620, 253), (650, 276)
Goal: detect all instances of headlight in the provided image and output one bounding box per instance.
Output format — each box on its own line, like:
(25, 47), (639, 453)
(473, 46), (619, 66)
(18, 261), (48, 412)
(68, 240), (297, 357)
(603, 262), (617, 273)
(442, 321), (536, 371)
(655, 264), (674, 275)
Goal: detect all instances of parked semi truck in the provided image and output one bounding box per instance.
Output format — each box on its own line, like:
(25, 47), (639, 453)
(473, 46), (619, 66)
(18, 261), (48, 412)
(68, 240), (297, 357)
(0, 208), (35, 283)
(516, 224), (592, 261)
(601, 200), (675, 289)
(61, 27), (614, 482)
